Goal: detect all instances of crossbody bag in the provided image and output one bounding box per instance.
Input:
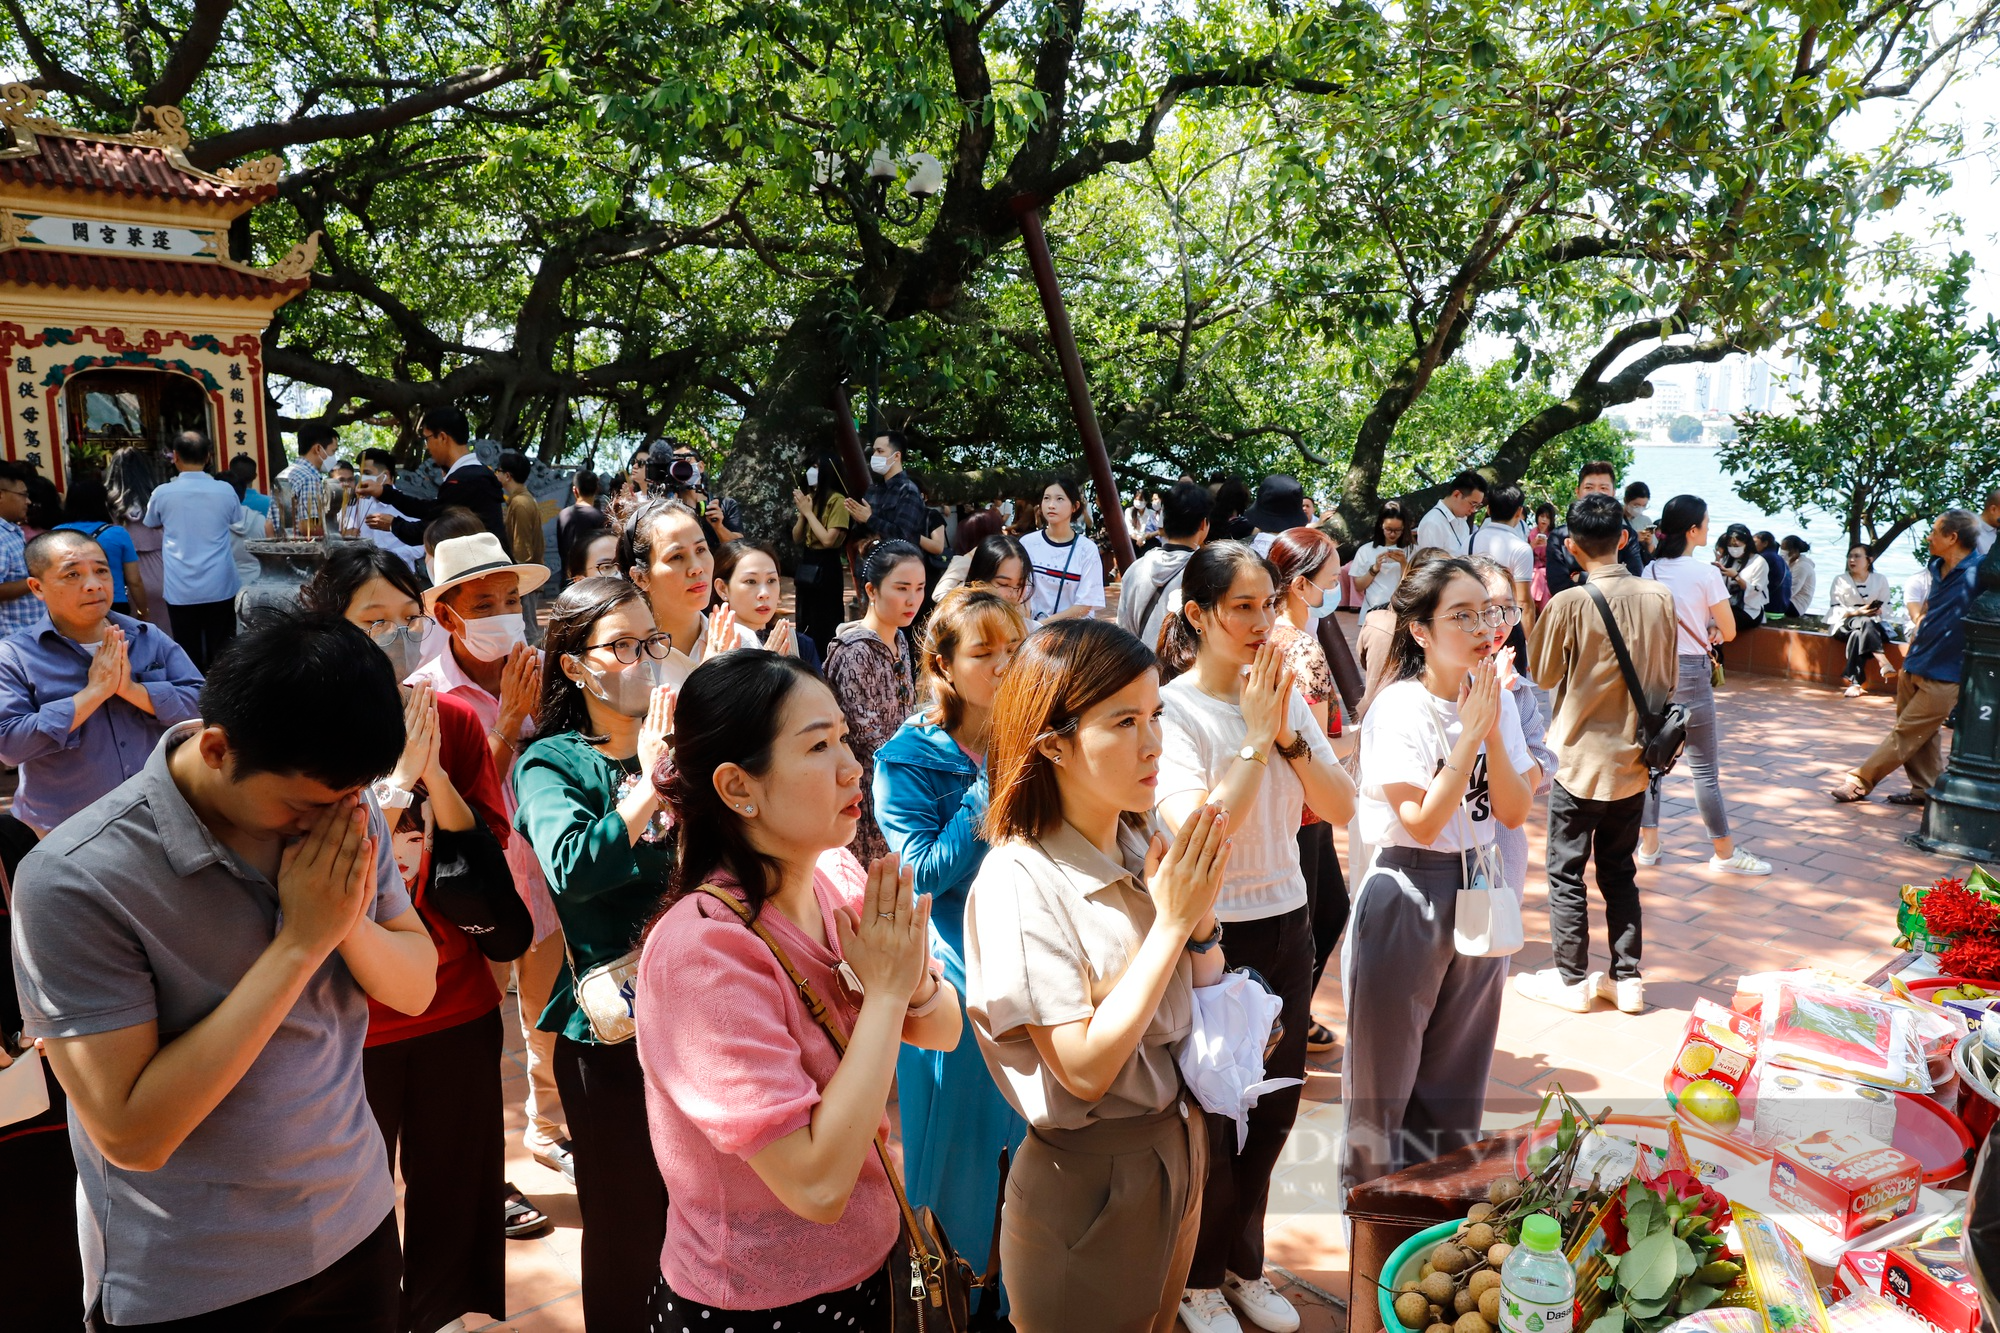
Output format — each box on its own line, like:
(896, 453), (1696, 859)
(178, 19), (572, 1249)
(1583, 582), (1689, 779)
(695, 885), (990, 1332)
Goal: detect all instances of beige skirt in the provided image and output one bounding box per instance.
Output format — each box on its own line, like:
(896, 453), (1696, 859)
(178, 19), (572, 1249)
(1000, 1099), (1207, 1333)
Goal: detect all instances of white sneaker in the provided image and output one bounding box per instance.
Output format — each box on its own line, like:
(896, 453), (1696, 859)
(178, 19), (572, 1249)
(1181, 1288), (1245, 1333)
(1515, 968), (1600, 1013)
(1635, 846), (1663, 866)
(1710, 849), (1772, 876)
(1224, 1274), (1301, 1333)
(1594, 974), (1646, 1014)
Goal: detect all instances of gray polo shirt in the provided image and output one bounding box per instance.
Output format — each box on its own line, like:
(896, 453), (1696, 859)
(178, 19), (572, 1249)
(8, 723), (408, 1325)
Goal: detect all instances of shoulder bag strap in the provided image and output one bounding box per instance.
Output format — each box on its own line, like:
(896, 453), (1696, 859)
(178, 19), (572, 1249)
(1582, 580), (1655, 721)
(692, 885), (938, 1270)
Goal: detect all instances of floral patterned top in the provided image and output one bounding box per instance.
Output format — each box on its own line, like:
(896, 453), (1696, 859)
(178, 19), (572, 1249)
(824, 620), (916, 864)
(1272, 621), (1338, 827)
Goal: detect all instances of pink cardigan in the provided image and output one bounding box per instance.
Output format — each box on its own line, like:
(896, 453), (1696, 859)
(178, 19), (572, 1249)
(636, 849), (900, 1309)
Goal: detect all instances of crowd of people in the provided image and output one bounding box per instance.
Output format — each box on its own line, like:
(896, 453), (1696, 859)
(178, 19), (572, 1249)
(0, 412), (1992, 1333)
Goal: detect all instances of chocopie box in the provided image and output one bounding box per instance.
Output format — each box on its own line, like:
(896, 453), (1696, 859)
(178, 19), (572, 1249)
(1837, 1251), (1890, 1301)
(1770, 1131), (1920, 1240)
(1882, 1237), (1984, 1333)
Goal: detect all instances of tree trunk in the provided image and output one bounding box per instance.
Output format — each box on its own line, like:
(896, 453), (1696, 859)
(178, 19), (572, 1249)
(718, 294), (849, 563)
(1338, 315), (1473, 540)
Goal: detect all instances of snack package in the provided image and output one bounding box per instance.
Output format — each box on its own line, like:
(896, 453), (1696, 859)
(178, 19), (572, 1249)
(1760, 979), (1931, 1094)
(1882, 1236), (1983, 1333)
(1748, 1067), (1899, 1150)
(1668, 1000), (1761, 1107)
(1719, 1205), (1831, 1333)
(1770, 1132), (1922, 1240)
(1824, 1288), (1933, 1333)
(1835, 1251), (1890, 1302)
(1664, 1311), (1763, 1333)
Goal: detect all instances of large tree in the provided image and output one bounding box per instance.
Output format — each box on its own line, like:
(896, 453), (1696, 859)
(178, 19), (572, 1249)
(1727, 253), (2000, 561)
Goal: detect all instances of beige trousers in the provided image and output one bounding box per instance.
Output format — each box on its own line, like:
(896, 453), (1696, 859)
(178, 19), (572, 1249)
(1853, 671), (1959, 795)
(1000, 1100), (1207, 1333)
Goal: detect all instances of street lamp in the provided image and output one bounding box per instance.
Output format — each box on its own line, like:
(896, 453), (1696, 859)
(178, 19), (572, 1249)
(812, 141), (943, 227)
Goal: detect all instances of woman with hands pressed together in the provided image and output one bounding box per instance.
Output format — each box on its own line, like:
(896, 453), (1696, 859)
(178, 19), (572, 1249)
(871, 586), (1030, 1315)
(712, 538), (818, 671)
(1340, 559), (1531, 1194)
(965, 618), (1233, 1333)
(514, 578), (677, 1333)
(1152, 540), (1354, 1333)
(620, 495), (739, 689)
(638, 649), (959, 1328)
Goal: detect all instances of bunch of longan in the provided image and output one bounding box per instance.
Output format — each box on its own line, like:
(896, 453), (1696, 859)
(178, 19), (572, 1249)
(1391, 1179), (1527, 1333)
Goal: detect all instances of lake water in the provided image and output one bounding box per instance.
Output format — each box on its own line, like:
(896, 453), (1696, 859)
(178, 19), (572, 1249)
(1624, 443), (1925, 615)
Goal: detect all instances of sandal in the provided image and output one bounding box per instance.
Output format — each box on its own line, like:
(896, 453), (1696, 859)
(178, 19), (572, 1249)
(504, 1185), (551, 1239)
(1306, 1019), (1337, 1053)
(1886, 791), (1928, 806)
(1828, 781), (1869, 803)
(1843, 684), (1865, 698)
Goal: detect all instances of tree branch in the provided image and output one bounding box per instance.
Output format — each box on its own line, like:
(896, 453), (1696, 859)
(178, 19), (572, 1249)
(3, 0), (123, 111)
(139, 0), (236, 108)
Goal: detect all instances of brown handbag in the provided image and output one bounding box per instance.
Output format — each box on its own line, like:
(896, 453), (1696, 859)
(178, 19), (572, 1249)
(695, 886), (986, 1331)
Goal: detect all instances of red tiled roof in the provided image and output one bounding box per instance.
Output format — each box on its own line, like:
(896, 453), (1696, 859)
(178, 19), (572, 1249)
(0, 248), (306, 299)
(0, 134), (271, 204)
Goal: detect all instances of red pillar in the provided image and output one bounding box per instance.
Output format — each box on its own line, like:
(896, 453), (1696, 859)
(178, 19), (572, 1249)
(1011, 196), (1137, 572)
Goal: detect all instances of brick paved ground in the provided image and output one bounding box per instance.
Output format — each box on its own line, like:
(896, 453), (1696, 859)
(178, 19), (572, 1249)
(471, 611), (1956, 1332)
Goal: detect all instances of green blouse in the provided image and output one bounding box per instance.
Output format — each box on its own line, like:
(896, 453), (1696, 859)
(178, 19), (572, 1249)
(514, 730), (676, 1044)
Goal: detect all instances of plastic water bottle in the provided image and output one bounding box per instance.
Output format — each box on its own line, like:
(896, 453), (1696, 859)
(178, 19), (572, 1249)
(1499, 1213), (1575, 1333)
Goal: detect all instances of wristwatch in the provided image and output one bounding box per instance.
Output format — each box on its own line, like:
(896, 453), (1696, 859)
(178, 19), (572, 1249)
(1186, 920), (1225, 954)
(1237, 744), (1268, 765)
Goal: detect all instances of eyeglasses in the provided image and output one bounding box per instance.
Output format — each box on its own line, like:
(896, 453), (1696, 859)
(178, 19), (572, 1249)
(587, 633), (673, 664)
(588, 559), (621, 576)
(1433, 605), (1522, 634)
(365, 615), (435, 639)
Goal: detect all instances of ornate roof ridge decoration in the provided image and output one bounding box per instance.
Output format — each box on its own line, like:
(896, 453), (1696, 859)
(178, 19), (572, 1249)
(0, 85), (282, 200)
(217, 229), (321, 283)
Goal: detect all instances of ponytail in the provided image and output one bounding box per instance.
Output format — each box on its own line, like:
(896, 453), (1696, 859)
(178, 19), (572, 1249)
(1653, 494), (1708, 562)
(1153, 540), (1278, 684)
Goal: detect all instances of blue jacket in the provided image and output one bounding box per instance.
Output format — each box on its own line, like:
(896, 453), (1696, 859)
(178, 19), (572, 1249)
(872, 718), (988, 985)
(1906, 554), (1981, 684)
(1762, 547), (1793, 616)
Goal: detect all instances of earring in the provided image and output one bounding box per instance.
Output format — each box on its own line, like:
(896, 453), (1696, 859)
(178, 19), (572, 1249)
(741, 804), (756, 815)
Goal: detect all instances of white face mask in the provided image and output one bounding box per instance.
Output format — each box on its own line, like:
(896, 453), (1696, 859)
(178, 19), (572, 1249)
(372, 625), (424, 679)
(1728, 543), (1747, 558)
(805, 467), (819, 487)
(870, 454), (891, 476)
(457, 611), (526, 662)
(318, 455), (339, 474)
(1301, 578), (1335, 627)
(579, 656), (662, 717)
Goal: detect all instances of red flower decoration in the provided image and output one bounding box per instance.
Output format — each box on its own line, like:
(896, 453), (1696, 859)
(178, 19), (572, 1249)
(1599, 1171), (1733, 1256)
(1942, 936), (2000, 979)
(1921, 883), (2000, 938)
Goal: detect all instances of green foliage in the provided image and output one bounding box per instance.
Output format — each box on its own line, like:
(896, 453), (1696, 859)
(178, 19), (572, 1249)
(1727, 253), (2000, 559)
(1667, 416), (1705, 444)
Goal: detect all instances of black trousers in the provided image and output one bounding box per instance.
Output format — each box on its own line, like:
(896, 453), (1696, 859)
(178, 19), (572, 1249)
(1843, 618), (1888, 683)
(363, 1008), (506, 1333)
(554, 1035), (668, 1333)
(1188, 904), (1312, 1287)
(794, 556), (848, 652)
(1546, 782), (1646, 984)
(1297, 820), (1349, 991)
(90, 1212), (399, 1331)
(165, 598), (238, 672)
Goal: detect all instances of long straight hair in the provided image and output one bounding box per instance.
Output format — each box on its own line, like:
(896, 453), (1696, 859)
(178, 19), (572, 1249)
(921, 586), (1028, 731)
(984, 619), (1156, 845)
(1154, 540), (1278, 681)
(1386, 557), (1484, 683)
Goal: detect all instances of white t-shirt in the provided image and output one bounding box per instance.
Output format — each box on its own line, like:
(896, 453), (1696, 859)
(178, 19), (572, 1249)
(1352, 542), (1408, 612)
(1644, 556), (1730, 656)
(1470, 522), (1534, 584)
(1156, 673), (1335, 921)
(1359, 678), (1531, 853)
(1020, 529), (1106, 620)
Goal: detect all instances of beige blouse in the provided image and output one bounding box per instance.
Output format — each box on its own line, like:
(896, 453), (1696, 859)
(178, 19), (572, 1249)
(964, 818), (1194, 1130)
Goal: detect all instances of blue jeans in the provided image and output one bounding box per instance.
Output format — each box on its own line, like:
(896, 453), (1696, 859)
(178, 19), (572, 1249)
(1641, 653), (1730, 841)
